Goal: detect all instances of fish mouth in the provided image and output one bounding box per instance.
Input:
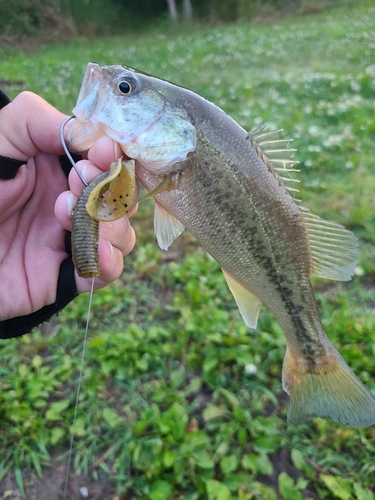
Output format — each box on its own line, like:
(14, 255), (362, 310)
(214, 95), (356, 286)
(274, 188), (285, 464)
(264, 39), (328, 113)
(66, 63), (108, 152)
(73, 62), (102, 121)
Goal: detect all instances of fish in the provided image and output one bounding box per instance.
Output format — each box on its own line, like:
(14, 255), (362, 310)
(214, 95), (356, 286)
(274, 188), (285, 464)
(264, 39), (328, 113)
(66, 62), (375, 426)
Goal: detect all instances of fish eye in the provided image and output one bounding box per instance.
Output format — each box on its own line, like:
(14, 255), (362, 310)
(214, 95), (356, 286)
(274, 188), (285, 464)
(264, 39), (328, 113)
(118, 80), (133, 95)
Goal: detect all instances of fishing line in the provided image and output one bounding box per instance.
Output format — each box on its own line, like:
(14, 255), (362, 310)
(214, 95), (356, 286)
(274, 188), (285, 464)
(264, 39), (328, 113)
(63, 276), (95, 499)
(59, 119), (107, 494)
(60, 115), (88, 187)
(60, 114), (100, 497)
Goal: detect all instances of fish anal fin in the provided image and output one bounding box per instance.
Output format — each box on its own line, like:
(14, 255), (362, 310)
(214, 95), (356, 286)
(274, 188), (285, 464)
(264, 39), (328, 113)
(301, 208), (358, 281)
(222, 269), (262, 329)
(282, 346), (375, 426)
(154, 202), (185, 251)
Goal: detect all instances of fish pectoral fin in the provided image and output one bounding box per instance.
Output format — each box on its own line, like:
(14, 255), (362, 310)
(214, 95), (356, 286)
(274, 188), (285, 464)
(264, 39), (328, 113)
(154, 202), (185, 251)
(282, 346), (375, 426)
(222, 269), (262, 329)
(138, 172), (180, 203)
(301, 208), (358, 281)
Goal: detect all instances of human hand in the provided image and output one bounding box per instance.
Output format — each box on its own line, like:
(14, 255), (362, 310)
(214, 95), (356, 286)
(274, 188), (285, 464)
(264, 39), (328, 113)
(0, 91), (136, 324)
(55, 136), (137, 293)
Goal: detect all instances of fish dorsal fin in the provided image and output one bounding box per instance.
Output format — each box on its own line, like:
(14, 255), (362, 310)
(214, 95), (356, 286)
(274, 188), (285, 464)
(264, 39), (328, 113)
(247, 126), (300, 200)
(222, 269), (263, 329)
(248, 127), (357, 281)
(301, 207), (357, 281)
(154, 202), (185, 251)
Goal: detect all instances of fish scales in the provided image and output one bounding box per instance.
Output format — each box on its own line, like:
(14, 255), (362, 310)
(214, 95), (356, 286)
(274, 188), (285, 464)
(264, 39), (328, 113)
(67, 63), (375, 426)
(141, 129), (326, 364)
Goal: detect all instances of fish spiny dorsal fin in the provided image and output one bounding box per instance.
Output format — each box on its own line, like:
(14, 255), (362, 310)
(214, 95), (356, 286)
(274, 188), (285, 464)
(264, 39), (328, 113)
(301, 207), (358, 281)
(247, 127), (300, 200)
(248, 127), (357, 281)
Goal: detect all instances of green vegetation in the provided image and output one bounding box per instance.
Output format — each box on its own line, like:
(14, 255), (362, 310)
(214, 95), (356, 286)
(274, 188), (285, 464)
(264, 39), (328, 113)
(1, 1), (375, 498)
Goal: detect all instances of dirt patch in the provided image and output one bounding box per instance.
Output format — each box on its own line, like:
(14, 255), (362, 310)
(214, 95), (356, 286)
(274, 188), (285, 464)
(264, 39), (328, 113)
(0, 456), (117, 500)
(1, 449), (323, 500)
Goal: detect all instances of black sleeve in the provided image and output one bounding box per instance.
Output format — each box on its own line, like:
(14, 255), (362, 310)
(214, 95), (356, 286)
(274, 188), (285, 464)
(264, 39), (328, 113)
(0, 255), (77, 339)
(0, 88), (11, 108)
(0, 89), (25, 179)
(0, 88), (80, 339)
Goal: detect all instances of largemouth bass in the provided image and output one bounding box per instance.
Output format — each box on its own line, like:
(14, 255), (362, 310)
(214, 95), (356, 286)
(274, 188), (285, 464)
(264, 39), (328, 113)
(67, 62), (375, 426)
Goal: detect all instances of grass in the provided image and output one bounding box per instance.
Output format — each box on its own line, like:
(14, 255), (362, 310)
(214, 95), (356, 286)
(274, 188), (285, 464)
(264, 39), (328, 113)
(1, 1), (375, 498)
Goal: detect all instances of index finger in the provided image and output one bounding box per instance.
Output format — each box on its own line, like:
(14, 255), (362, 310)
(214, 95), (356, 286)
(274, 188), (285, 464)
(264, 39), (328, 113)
(0, 92), (66, 160)
(68, 136), (121, 196)
(87, 136), (121, 171)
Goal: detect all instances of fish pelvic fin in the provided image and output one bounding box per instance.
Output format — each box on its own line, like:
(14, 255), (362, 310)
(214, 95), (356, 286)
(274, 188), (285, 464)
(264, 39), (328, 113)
(154, 202), (185, 251)
(282, 346), (375, 426)
(301, 207), (358, 281)
(222, 269), (262, 329)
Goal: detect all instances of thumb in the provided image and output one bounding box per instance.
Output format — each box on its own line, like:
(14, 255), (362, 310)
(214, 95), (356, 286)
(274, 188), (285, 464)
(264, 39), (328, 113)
(0, 91), (67, 161)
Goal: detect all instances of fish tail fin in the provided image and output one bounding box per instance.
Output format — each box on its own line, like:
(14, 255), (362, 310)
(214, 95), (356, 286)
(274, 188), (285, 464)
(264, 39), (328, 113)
(282, 346), (375, 426)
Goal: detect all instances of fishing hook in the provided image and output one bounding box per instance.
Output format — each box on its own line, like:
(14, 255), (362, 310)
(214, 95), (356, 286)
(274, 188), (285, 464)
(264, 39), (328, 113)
(60, 115), (88, 187)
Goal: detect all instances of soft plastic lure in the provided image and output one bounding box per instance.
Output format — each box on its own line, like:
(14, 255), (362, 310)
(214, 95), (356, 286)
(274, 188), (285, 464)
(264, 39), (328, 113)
(71, 158), (136, 278)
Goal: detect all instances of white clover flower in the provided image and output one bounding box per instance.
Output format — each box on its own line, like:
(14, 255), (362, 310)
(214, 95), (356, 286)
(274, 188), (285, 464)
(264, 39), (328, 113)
(323, 134), (343, 148)
(244, 363), (257, 375)
(366, 64), (375, 77)
(308, 125), (321, 137)
(350, 80), (361, 92)
(308, 145), (322, 152)
(303, 105), (313, 114)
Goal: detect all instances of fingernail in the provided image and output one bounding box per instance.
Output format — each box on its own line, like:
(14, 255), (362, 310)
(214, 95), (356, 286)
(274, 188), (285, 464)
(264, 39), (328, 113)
(67, 193), (75, 217)
(81, 163), (88, 180)
(113, 141), (120, 160)
(107, 240), (114, 261)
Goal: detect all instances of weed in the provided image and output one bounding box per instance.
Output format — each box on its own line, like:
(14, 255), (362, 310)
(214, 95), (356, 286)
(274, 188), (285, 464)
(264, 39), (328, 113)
(1, 2), (375, 498)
